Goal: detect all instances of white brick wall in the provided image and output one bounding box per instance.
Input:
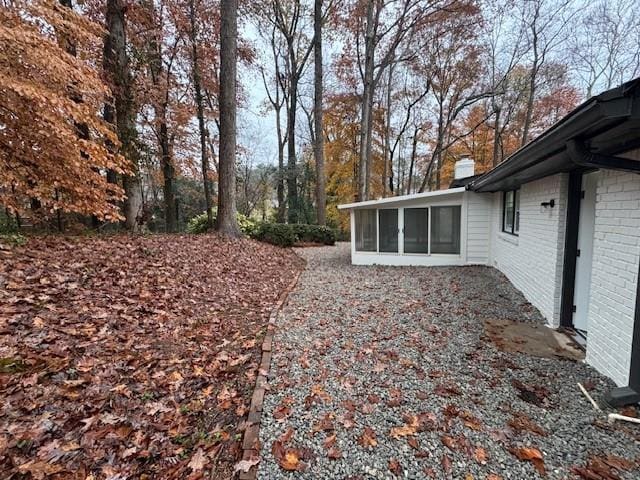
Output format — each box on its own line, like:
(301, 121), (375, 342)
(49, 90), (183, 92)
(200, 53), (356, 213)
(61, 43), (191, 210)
(489, 174), (568, 327)
(585, 170), (640, 386)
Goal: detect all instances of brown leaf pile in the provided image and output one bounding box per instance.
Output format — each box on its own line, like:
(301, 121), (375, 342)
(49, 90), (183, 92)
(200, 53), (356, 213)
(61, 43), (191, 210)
(0, 234), (303, 479)
(571, 453), (637, 480)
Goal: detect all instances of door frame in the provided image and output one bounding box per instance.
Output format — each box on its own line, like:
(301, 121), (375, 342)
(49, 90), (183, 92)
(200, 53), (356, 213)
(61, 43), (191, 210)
(560, 171), (583, 328)
(560, 169), (601, 330)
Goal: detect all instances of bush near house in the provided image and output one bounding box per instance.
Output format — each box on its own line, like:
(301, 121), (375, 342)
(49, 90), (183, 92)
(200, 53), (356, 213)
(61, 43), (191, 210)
(252, 223), (337, 247)
(290, 224), (336, 245)
(187, 210), (338, 248)
(186, 209), (258, 236)
(252, 223), (298, 247)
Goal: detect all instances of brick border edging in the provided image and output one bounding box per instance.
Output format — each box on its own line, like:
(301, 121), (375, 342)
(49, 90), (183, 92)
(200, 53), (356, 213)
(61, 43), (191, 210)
(238, 265), (304, 480)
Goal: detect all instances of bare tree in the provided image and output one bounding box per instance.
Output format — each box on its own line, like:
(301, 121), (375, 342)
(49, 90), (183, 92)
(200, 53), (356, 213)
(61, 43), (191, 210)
(217, 0), (240, 235)
(519, 0), (575, 146)
(188, 0), (214, 229)
(264, 0), (315, 223)
(384, 72), (430, 195)
(259, 25), (288, 222)
(357, 0), (421, 200)
(482, 0), (526, 165)
(570, 0), (640, 97)
(413, 8), (492, 191)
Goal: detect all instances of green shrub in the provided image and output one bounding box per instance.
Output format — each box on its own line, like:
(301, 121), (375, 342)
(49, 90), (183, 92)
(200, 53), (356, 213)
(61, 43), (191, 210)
(186, 208), (257, 236)
(290, 224), (336, 245)
(187, 212), (337, 248)
(252, 223), (297, 247)
(0, 233), (27, 247)
(236, 214), (259, 237)
(186, 211), (212, 234)
(250, 223), (336, 247)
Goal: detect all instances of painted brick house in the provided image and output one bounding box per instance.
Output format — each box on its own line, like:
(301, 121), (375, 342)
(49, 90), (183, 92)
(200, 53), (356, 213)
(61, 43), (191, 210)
(338, 77), (640, 405)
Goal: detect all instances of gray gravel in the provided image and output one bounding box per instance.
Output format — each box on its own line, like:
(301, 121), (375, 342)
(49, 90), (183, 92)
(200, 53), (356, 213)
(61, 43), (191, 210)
(257, 243), (640, 479)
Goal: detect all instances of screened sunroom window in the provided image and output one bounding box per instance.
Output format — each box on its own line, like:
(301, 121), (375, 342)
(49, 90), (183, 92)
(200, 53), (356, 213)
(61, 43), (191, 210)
(355, 209), (376, 251)
(404, 208), (429, 253)
(430, 206), (461, 254)
(378, 209), (399, 253)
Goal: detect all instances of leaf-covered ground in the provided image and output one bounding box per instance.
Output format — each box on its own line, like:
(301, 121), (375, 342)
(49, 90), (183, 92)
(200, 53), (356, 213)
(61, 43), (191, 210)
(0, 234), (303, 479)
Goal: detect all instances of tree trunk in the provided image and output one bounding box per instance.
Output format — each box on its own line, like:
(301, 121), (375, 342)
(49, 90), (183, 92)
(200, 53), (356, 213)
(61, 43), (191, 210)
(159, 118), (176, 231)
(217, 0), (240, 236)
(264, 31), (286, 223)
(492, 105), (502, 166)
(382, 65), (394, 197)
(521, 66), (536, 146)
(189, 0), (213, 230)
(407, 127), (418, 194)
(145, 2), (177, 233)
(275, 103), (286, 223)
(521, 27), (539, 147)
(358, 0), (375, 201)
(286, 55), (299, 223)
(313, 0), (326, 225)
(104, 0), (142, 231)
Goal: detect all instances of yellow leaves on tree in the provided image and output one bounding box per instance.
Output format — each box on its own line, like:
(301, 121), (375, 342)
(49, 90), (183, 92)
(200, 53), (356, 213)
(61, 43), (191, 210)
(0, 0), (130, 221)
(324, 93), (386, 232)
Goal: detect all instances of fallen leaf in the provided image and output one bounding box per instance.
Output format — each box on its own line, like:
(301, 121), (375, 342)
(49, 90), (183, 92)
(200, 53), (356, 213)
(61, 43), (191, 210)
(234, 457), (260, 473)
(277, 427), (294, 444)
(441, 454), (452, 474)
(389, 458), (402, 475)
(435, 383), (462, 397)
(509, 446), (545, 475)
(441, 435), (457, 451)
(508, 412), (547, 436)
(358, 427), (377, 448)
(187, 448), (208, 472)
(272, 441), (306, 471)
(474, 447), (488, 464)
(390, 415), (418, 438)
(17, 461), (64, 480)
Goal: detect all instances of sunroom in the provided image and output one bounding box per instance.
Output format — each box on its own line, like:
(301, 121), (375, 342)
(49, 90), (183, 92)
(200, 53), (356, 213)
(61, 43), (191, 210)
(338, 186), (492, 267)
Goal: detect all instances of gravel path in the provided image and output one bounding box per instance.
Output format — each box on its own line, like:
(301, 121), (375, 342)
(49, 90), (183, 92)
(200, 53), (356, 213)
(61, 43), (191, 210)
(257, 243), (640, 479)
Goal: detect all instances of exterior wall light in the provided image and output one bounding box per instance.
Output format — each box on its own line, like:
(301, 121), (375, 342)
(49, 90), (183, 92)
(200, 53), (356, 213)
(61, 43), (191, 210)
(541, 199), (555, 208)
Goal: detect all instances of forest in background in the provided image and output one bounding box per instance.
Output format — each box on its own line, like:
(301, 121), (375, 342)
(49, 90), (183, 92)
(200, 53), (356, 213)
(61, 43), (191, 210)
(1, 0), (639, 236)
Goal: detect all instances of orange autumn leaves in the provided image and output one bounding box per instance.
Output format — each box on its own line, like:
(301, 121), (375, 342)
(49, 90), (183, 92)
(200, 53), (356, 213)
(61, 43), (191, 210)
(0, 1), (130, 220)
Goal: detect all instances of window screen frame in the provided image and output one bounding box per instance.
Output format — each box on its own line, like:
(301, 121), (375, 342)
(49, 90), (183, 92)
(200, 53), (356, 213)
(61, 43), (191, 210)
(354, 209), (377, 252)
(403, 207), (430, 254)
(377, 208), (399, 253)
(502, 189), (520, 236)
(430, 205), (462, 255)
(353, 204), (463, 256)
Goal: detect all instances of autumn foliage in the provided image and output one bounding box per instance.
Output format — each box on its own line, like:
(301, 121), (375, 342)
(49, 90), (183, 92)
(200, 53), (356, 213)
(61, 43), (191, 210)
(0, 1), (130, 221)
(0, 234), (302, 477)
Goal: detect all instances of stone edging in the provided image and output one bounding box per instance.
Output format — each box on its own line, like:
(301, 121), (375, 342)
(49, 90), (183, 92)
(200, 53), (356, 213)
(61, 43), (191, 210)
(238, 265), (304, 480)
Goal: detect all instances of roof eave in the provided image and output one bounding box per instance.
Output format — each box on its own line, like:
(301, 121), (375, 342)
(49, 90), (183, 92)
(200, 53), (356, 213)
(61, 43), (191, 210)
(337, 187), (466, 210)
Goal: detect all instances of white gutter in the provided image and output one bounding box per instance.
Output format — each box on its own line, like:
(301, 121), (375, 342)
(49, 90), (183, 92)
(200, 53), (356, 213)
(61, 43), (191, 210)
(337, 187), (466, 210)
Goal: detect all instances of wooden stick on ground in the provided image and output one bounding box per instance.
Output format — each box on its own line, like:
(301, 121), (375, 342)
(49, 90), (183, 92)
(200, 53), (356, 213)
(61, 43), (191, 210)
(578, 382), (602, 412)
